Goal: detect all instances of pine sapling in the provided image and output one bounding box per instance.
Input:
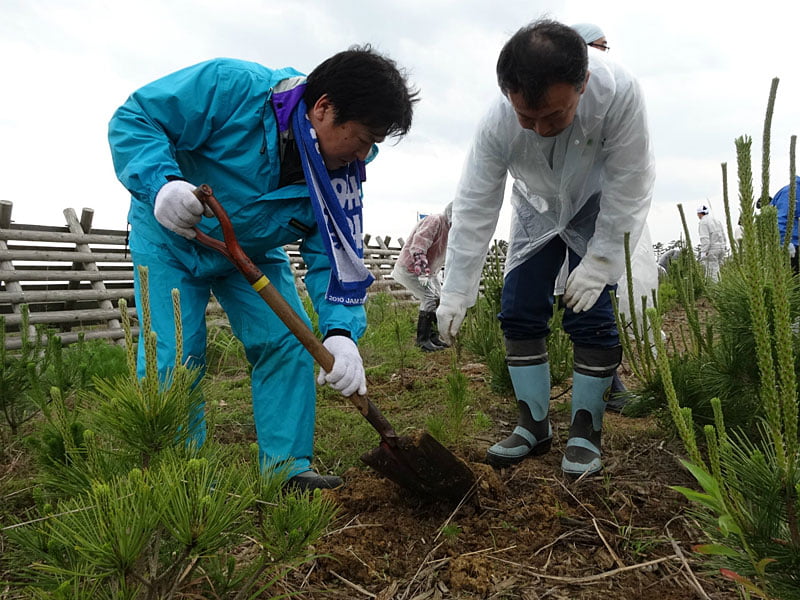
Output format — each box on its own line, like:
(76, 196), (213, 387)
(91, 267), (205, 468)
(660, 81), (800, 598)
(613, 232), (657, 386)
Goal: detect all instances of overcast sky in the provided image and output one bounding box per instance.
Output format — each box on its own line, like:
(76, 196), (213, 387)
(2, 0), (798, 248)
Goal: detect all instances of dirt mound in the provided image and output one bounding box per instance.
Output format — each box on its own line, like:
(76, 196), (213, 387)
(289, 402), (728, 599)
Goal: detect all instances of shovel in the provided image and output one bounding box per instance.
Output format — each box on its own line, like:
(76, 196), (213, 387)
(191, 184), (477, 503)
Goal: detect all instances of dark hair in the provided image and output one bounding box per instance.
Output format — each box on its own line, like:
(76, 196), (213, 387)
(305, 45), (419, 138)
(496, 19), (588, 109)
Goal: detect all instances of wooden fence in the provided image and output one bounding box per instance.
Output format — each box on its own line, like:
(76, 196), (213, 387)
(0, 201), (412, 350)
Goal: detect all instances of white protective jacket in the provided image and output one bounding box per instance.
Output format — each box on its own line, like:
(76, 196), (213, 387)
(698, 215), (727, 258)
(442, 52), (656, 310)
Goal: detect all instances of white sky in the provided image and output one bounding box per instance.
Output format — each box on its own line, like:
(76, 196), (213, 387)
(2, 0), (798, 248)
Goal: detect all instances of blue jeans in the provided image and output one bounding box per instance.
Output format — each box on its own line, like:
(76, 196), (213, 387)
(499, 236), (619, 348)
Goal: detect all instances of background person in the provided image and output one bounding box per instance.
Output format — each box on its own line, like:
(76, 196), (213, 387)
(437, 20), (655, 477)
(391, 204), (453, 351)
(657, 245), (684, 277)
(108, 48), (418, 491)
(571, 22), (610, 52)
(696, 204), (728, 281)
(770, 176), (800, 273)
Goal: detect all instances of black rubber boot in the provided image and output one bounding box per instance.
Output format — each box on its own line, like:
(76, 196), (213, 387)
(429, 323), (449, 349)
(286, 470), (343, 491)
(416, 311), (444, 352)
(605, 370), (628, 413)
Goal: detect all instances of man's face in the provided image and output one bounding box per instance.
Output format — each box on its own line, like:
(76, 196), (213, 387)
(308, 95), (386, 170)
(507, 76), (588, 137)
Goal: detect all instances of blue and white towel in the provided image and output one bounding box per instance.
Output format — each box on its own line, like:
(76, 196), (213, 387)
(289, 97), (374, 305)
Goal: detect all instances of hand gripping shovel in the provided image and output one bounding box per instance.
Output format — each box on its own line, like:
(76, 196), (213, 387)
(191, 184), (477, 503)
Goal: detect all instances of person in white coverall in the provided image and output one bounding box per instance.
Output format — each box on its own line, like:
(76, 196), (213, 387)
(437, 20), (655, 477)
(391, 204), (452, 351)
(696, 204), (727, 281)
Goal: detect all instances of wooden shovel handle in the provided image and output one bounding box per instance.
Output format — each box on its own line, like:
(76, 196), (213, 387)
(190, 185), (398, 442)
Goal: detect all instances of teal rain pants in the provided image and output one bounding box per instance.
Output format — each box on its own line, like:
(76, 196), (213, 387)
(131, 241), (316, 476)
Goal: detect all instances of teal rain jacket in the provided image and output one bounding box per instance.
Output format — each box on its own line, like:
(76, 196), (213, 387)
(108, 58), (366, 339)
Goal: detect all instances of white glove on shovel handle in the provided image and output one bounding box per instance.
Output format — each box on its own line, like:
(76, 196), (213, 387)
(154, 180), (213, 239)
(317, 335), (367, 397)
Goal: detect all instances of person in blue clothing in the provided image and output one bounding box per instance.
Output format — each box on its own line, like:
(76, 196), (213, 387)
(770, 176), (800, 274)
(108, 47), (418, 491)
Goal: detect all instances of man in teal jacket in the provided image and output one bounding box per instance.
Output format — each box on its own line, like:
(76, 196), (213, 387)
(108, 48), (417, 490)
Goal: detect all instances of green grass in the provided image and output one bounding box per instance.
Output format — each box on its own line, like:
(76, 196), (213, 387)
(205, 376), (256, 447)
(313, 402), (379, 474)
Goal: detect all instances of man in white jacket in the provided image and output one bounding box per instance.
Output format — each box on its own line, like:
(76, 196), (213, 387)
(437, 20), (655, 477)
(696, 204), (728, 281)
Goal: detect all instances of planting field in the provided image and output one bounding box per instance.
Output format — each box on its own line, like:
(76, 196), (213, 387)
(286, 350), (730, 600)
(2, 230), (798, 599)
(0, 296), (731, 600)
(4, 77), (799, 600)
(198, 298), (751, 599)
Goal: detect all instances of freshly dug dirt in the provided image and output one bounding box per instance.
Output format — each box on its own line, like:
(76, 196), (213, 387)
(281, 351), (732, 600)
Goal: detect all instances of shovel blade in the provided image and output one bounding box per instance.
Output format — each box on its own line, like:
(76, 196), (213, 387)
(361, 431), (477, 503)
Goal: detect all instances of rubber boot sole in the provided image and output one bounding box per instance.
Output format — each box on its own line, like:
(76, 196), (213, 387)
(485, 436), (552, 468)
(561, 457), (604, 478)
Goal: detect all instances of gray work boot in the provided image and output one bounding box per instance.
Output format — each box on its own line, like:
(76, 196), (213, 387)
(561, 345), (621, 478)
(486, 339), (552, 467)
(286, 470), (343, 491)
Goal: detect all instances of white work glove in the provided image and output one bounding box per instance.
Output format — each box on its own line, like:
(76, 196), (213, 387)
(317, 335), (367, 397)
(436, 297), (468, 345)
(563, 260), (609, 313)
(154, 180), (212, 239)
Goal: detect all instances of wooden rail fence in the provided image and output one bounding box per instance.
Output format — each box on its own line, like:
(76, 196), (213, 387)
(0, 201), (412, 350)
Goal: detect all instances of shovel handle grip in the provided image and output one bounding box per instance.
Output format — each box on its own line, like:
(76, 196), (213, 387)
(190, 185), (398, 442)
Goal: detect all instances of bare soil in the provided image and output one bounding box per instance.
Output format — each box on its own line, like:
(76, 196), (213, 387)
(279, 349), (733, 600)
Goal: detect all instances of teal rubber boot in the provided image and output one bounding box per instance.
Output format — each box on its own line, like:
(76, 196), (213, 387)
(561, 371), (612, 477)
(486, 362), (552, 467)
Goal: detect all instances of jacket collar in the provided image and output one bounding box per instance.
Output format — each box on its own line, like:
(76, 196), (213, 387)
(272, 76), (307, 133)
